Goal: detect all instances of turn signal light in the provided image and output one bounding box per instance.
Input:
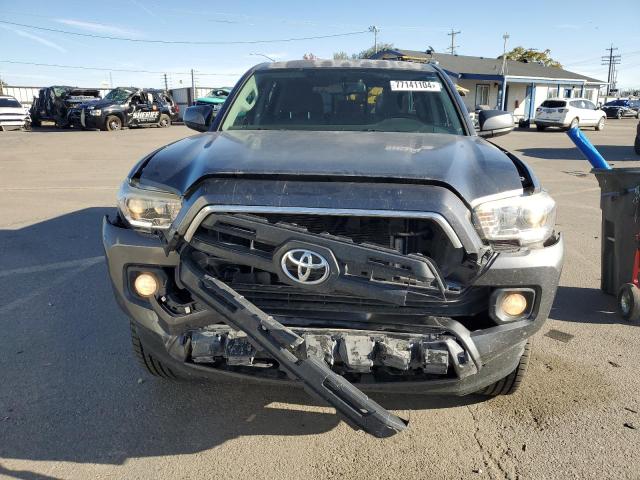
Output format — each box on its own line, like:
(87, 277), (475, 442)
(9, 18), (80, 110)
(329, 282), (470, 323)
(134, 272), (159, 297)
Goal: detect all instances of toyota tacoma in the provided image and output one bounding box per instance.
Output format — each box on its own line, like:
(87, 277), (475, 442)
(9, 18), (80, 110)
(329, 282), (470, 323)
(104, 60), (564, 438)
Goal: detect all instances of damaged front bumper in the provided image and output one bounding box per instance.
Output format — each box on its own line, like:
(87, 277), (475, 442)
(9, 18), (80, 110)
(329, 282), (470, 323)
(103, 208), (563, 436)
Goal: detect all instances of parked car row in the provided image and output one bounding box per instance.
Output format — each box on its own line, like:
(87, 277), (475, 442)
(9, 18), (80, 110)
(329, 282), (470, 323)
(0, 95), (31, 131)
(17, 85), (180, 132)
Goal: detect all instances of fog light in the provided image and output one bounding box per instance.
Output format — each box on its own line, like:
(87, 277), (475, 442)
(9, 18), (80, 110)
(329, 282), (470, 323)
(134, 272), (158, 297)
(501, 292), (528, 317)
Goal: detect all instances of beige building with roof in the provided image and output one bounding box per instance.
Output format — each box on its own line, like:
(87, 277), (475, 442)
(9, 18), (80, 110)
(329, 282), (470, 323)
(370, 49), (606, 121)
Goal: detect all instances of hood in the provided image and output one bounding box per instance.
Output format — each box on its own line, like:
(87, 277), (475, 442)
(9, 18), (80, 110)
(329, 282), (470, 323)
(74, 98), (102, 109)
(85, 98), (122, 109)
(0, 107), (27, 116)
(137, 130), (524, 203)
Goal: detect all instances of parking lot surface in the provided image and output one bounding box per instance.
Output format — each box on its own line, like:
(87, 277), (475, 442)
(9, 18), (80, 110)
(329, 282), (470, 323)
(1, 121), (639, 479)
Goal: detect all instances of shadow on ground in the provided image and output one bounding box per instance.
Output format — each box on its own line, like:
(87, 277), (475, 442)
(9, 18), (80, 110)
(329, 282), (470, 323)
(518, 145), (639, 162)
(550, 285), (631, 325)
(0, 207), (482, 466)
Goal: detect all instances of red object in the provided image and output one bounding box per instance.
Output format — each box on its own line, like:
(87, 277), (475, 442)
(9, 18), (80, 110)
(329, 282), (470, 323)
(175, 104), (180, 113)
(634, 234), (640, 287)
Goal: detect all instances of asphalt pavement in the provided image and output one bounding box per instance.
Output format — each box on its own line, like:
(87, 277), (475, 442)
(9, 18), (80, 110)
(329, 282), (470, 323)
(0, 121), (639, 480)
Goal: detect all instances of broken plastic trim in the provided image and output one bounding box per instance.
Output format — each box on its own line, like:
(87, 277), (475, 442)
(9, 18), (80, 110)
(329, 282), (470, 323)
(190, 213), (450, 302)
(179, 254), (408, 438)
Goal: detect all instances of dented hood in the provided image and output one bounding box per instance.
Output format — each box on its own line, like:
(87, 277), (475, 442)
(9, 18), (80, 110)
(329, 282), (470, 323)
(137, 130), (523, 203)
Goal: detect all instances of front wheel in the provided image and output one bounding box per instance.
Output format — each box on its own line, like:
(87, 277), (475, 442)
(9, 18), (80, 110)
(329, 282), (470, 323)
(618, 283), (640, 323)
(595, 117), (605, 131)
(130, 322), (180, 379)
(104, 115), (122, 131)
(478, 341), (532, 396)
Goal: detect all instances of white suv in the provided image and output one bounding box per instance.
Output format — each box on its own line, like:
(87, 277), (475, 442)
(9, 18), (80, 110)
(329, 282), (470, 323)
(534, 98), (606, 131)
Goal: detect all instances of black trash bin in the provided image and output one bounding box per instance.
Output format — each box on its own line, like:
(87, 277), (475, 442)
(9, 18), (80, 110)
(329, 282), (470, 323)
(593, 168), (640, 320)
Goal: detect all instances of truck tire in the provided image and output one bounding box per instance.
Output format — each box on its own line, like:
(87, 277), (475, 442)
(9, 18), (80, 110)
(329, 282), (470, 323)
(618, 283), (640, 323)
(536, 124), (546, 131)
(158, 114), (171, 128)
(31, 118), (41, 128)
(104, 115), (122, 131)
(130, 322), (180, 379)
(478, 341), (532, 396)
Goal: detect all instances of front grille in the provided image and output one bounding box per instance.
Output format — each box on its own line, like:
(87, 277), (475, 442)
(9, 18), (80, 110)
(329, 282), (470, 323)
(231, 283), (482, 316)
(188, 211), (473, 316)
(257, 213), (403, 247)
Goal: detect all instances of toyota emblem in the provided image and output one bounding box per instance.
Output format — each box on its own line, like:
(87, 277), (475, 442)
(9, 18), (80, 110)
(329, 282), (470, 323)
(280, 249), (330, 285)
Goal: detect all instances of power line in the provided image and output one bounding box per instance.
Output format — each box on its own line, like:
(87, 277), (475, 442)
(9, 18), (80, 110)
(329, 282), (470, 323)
(601, 44), (621, 95)
(0, 60), (240, 76)
(0, 20), (368, 45)
(446, 28), (461, 55)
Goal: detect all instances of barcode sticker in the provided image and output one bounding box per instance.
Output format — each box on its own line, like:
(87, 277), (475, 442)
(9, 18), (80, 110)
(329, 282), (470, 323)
(390, 80), (442, 92)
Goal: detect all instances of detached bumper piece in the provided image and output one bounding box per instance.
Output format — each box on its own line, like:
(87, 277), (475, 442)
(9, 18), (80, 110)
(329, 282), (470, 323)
(179, 256), (408, 438)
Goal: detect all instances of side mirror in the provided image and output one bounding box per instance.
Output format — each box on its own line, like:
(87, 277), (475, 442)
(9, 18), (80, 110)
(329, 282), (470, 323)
(184, 105), (215, 132)
(477, 110), (514, 138)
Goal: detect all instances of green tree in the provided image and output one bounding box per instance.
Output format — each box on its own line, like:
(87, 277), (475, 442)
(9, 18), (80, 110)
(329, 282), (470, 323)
(332, 43), (394, 61)
(499, 47), (562, 68)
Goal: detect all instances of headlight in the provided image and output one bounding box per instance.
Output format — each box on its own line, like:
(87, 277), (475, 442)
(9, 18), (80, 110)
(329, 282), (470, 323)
(89, 109), (102, 116)
(117, 181), (182, 230)
(472, 191), (556, 246)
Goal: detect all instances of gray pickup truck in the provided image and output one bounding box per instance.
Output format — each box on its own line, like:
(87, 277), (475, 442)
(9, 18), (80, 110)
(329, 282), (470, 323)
(104, 59), (563, 437)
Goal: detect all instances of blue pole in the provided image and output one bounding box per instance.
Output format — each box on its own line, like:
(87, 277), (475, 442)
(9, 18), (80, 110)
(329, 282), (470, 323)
(566, 127), (611, 170)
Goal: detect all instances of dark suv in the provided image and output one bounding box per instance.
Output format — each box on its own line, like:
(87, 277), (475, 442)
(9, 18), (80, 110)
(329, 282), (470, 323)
(78, 87), (174, 131)
(30, 86), (101, 128)
(602, 99), (640, 119)
(104, 60), (563, 437)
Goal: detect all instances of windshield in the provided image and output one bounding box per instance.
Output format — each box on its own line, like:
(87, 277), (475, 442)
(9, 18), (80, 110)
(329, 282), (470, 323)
(541, 100), (566, 108)
(221, 68), (465, 134)
(104, 88), (133, 103)
(0, 98), (21, 108)
(605, 100), (628, 106)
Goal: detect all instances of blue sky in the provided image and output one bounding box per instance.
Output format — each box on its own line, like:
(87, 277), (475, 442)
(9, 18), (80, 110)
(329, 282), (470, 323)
(1, 0), (639, 89)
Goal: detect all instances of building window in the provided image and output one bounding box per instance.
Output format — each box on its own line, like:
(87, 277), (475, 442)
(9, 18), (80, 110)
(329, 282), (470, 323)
(547, 88), (558, 99)
(475, 84), (489, 107)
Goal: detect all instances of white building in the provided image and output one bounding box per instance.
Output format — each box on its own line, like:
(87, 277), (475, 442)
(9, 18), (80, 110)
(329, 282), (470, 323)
(370, 49), (606, 121)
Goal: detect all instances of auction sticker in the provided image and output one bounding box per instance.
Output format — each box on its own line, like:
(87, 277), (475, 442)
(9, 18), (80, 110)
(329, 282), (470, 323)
(390, 80), (442, 92)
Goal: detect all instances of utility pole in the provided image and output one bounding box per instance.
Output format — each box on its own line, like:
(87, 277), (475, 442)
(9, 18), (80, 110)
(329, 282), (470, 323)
(500, 33), (510, 75)
(369, 26), (379, 54)
(164, 73), (168, 91)
(191, 69), (196, 105)
(601, 44), (621, 96)
(447, 28), (461, 55)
